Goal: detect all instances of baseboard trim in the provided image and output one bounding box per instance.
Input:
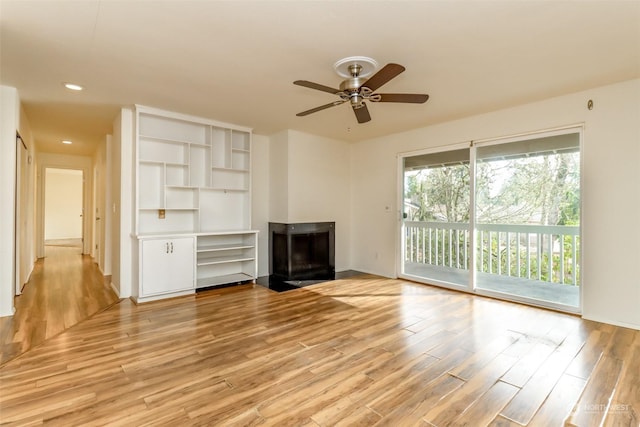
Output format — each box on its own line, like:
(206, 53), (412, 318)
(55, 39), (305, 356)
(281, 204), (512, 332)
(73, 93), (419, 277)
(581, 313), (640, 331)
(109, 281), (120, 298)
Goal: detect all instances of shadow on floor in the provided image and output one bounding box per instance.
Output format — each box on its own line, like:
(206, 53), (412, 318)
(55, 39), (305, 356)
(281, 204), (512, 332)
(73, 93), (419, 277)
(255, 270), (367, 293)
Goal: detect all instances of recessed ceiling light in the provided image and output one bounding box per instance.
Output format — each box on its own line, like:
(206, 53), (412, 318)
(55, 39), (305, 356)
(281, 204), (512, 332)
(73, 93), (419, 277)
(62, 140), (73, 145)
(63, 82), (84, 91)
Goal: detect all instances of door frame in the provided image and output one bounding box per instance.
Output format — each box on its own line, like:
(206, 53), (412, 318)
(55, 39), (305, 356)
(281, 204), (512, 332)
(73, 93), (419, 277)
(14, 132), (28, 295)
(36, 153), (93, 258)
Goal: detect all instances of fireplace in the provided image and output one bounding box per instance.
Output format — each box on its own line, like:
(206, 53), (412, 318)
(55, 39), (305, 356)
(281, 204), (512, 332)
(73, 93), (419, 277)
(269, 222), (335, 281)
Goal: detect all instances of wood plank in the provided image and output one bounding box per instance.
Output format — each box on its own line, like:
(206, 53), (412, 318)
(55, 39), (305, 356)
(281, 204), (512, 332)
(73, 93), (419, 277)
(499, 335), (585, 425)
(500, 340), (557, 388)
(448, 332), (522, 380)
(564, 327), (611, 379)
(566, 355), (624, 427)
(453, 380), (520, 426)
(312, 348), (464, 426)
(604, 337), (640, 426)
(527, 373), (586, 426)
(365, 347), (471, 416)
(422, 353), (519, 426)
(257, 349), (392, 419)
(487, 415), (526, 427)
(310, 396), (381, 426)
(373, 373), (465, 426)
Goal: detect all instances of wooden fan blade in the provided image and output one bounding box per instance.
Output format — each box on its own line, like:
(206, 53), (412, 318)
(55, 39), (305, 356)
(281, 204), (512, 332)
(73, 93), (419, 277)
(296, 100), (345, 117)
(376, 93), (429, 103)
(353, 103), (371, 123)
(361, 63), (405, 92)
(293, 80), (341, 94)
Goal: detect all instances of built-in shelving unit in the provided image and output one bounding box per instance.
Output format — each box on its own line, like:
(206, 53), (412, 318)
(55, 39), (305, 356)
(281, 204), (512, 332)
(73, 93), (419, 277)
(196, 231), (257, 289)
(133, 105), (257, 303)
(135, 107), (252, 235)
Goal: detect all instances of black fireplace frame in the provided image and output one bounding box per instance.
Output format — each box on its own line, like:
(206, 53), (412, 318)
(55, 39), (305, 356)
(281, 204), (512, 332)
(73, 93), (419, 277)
(269, 222), (335, 281)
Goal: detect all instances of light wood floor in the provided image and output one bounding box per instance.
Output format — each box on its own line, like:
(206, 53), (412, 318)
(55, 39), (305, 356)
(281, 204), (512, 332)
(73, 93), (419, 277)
(0, 275), (638, 426)
(0, 245), (120, 365)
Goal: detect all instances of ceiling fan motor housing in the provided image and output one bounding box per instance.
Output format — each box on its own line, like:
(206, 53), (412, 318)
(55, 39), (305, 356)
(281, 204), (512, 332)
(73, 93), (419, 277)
(339, 75), (368, 108)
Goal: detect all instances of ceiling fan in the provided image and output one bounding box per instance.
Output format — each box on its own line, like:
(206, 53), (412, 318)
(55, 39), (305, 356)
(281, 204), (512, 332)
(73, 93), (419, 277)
(294, 57), (429, 124)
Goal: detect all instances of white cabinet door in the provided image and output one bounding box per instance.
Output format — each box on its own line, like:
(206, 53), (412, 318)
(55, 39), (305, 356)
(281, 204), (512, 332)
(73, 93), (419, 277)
(141, 237), (194, 296)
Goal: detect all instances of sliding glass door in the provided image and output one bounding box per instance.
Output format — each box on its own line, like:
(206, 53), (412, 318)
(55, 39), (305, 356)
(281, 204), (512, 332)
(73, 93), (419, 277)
(400, 128), (581, 312)
(401, 146), (471, 289)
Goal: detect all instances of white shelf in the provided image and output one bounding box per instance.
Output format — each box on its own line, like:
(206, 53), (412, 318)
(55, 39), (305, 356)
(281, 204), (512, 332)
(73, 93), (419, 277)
(211, 167), (249, 173)
(138, 161), (186, 167)
(197, 243), (255, 253)
(196, 273), (253, 289)
(140, 134), (190, 145)
(167, 208), (199, 211)
(206, 187), (249, 193)
(197, 255), (255, 267)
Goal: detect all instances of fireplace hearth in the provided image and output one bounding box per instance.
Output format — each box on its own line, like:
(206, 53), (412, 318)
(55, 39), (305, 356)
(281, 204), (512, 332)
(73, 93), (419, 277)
(269, 222), (335, 282)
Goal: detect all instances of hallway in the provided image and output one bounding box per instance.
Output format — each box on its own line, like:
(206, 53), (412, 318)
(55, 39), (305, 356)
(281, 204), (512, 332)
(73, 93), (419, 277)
(0, 244), (120, 364)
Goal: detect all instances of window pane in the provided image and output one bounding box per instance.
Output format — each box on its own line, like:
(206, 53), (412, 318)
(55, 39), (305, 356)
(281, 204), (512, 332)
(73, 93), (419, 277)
(402, 149), (470, 288)
(475, 133), (580, 308)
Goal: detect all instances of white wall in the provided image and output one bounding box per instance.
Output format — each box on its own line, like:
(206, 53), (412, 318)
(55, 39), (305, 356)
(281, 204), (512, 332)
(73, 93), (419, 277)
(91, 134), (113, 276)
(286, 130), (352, 272)
(262, 129), (352, 272)
(103, 135), (113, 275)
(109, 111), (135, 296)
(251, 134), (270, 277)
(110, 108), (134, 298)
(111, 114), (122, 295)
(0, 86), (19, 316)
(17, 104), (37, 293)
(350, 78), (640, 330)
(268, 130), (289, 223)
(44, 168), (83, 240)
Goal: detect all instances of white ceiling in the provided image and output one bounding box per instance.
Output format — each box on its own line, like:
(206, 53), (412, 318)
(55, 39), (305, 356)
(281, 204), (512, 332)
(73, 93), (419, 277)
(1, 1), (639, 156)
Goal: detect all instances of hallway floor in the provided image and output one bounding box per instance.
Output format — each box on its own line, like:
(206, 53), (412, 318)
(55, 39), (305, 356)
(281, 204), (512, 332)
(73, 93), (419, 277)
(0, 244), (120, 365)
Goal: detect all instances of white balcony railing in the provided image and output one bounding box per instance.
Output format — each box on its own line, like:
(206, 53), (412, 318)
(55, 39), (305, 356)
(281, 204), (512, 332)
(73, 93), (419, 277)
(404, 221), (580, 286)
